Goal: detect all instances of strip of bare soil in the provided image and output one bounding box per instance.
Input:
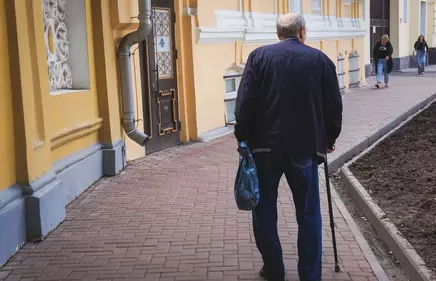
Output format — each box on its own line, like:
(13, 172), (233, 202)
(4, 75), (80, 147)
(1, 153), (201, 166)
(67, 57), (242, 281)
(332, 172), (409, 281)
(349, 102), (436, 274)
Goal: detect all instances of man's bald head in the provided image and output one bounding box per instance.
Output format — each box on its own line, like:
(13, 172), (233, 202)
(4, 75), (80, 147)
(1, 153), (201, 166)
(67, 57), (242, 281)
(276, 13), (306, 43)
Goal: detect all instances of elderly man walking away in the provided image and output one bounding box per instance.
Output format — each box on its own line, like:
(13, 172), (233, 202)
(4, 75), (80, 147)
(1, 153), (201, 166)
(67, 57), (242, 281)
(234, 13), (343, 281)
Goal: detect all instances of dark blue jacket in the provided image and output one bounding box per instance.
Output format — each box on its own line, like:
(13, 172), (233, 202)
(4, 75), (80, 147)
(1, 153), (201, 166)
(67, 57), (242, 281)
(234, 37), (342, 157)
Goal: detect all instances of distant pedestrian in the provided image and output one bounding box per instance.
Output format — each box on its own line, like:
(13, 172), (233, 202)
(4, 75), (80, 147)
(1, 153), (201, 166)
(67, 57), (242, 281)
(234, 13), (343, 281)
(373, 34), (393, 88)
(414, 35), (429, 74)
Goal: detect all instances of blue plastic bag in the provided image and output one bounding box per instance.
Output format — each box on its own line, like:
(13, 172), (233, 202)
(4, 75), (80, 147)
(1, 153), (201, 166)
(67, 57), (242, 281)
(234, 141), (260, 211)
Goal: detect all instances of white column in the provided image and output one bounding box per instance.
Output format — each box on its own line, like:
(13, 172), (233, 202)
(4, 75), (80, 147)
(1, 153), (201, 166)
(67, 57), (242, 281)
(364, 0), (371, 64)
(433, 3), (436, 46)
(290, 0), (302, 13)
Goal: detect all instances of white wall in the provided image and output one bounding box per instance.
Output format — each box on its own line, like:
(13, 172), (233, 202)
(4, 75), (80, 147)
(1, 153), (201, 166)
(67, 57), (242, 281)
(364, 0), (370, 64)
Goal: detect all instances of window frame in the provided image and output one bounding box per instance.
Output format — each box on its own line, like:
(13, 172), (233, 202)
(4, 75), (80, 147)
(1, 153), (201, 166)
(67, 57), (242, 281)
(42, 0), (91, 95)
(311, 0), (322, 15)
(223, 74), (242, 125)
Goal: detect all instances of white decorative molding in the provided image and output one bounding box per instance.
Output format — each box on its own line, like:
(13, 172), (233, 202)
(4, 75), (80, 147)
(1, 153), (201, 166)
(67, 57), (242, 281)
(289, 0), (302, 13)
(196, 10), (366, 44)
(183, 7), (198, 16)
(43, 0), (73, 91)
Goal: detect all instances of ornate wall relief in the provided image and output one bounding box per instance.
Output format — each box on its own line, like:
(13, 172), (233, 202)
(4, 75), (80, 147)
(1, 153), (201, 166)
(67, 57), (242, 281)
(42, 0), (72, 91)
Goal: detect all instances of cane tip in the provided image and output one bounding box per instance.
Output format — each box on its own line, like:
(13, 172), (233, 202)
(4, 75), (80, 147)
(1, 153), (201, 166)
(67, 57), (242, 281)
(335, 265), (341, 272)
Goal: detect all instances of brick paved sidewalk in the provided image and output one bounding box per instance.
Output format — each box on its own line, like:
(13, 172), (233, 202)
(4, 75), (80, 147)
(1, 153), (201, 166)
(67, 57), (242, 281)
(0, 74), (435, 281)
(330, 74), (436, 166)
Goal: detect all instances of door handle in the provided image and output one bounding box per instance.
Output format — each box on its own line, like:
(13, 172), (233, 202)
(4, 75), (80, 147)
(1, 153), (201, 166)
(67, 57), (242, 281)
(153, 67), (160, 93)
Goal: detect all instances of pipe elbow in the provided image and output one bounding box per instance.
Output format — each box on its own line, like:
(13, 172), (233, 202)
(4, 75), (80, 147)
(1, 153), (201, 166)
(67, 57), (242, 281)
(130, 130), (149, 146)
(118, 31), (137, 53)
(123, 121), (149, 147)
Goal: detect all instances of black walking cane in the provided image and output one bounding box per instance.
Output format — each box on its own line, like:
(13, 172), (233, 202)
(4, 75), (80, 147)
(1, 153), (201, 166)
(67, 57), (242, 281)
(319, 152), (341, 272)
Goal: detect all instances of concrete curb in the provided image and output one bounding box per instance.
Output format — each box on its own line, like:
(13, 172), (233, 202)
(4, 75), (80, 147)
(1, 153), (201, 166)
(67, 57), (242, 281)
(341, 167), (435, 281)
(336, 98), (436, 281)
(328, 92), (436, 173)
(325, 176), (391, 281)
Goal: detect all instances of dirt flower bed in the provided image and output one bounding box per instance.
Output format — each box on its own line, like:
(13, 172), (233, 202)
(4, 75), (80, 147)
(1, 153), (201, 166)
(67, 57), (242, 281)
(350, 102), (436, 274)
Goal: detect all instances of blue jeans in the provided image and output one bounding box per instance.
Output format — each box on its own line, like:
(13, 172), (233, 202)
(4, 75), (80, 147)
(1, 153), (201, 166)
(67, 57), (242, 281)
(252, 153), (322, 281)
(377, 59), (390, 84)
(417, 50), (426, 73)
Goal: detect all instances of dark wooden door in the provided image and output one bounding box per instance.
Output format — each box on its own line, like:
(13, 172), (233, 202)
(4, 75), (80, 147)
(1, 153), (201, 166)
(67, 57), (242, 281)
(140, 0), (180, 154)
(370, 0), (390, 60)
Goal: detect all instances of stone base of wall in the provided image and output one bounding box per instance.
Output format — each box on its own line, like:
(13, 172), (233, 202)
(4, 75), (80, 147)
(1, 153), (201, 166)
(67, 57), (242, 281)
(198, 126), (234, 143)
(392, 55), (415, 70)
(365, 63), (374, 78)
(0, 140), (125, 266)
(102, 138), (126, 177)
(0, 185), (26, 267)
(366, 55), (417, 78)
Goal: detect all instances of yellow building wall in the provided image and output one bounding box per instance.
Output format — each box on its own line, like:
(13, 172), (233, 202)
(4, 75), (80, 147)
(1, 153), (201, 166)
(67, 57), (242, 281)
(197, 0), (239, 27)
(343, 4), (351, 18)
(409, 0), (421, 54)
(302, 0), (311, 13)
(252, 0), (276, 13)
(110, 0), (140, 30)
(188, 0), (367, 136)
(6, 0), (53, 183)
(241, 44), (263, 63)
(2, 0), (128, 182)
(427, 3), (434, 47)
(49, 0), (101, 162)
(0, 0), (16, 191)
(321, 40), (338, 68)
(192, 43), (235, 135)
(175, 2), (198, 143)
(92, 0), (123, 145)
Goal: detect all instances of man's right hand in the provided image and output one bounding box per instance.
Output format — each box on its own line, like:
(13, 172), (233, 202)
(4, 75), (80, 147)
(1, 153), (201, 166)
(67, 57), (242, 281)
(327, 145), (335, 153)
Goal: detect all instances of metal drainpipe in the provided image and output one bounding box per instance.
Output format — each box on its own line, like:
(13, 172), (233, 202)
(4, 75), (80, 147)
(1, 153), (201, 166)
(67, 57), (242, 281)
(118, 0), (152, 146)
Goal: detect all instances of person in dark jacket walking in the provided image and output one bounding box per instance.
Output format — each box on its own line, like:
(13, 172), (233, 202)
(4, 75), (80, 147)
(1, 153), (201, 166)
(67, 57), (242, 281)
(414, 35), (429, 74)
(234, 13), (343, 281)
(373, 34), (393, 88)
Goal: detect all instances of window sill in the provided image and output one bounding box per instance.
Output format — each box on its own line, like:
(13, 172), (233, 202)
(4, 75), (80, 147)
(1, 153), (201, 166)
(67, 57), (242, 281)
(225, 91), (237, 101)
(50, 89), (89, 96)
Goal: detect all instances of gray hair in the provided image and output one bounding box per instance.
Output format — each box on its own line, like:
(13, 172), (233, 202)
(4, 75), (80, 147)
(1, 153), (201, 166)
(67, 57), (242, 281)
(276, 13), (306, 38)
(381, 34), (389, 41)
